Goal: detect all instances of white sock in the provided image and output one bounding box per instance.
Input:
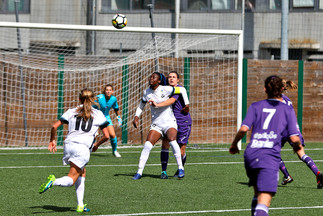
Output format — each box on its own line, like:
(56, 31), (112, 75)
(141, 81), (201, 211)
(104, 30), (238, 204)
(53, 176), (74, 187)
(75, 177), (85, 207)
(137, 141), (153, 175)
(169, 140), (184, 170)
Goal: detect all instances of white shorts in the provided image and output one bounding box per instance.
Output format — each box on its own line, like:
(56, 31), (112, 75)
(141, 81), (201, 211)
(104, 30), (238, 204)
(150, 118), (177, 137)
(62, 143), (90, 170)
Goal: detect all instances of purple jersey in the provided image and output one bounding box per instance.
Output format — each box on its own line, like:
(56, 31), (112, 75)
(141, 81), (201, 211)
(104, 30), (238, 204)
(243, 99), (299, 169)
(282, 94), (293, 107)
(171, 84), (192, 126)
(281, 94), (305, 146)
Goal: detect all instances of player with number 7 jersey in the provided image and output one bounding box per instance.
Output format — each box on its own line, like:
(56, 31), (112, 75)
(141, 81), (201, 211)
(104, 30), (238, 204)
(242, 98), (299, 169)
(229, 75), (301, 216)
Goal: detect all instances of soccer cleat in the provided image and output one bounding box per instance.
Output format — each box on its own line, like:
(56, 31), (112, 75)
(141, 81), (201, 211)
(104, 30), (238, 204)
(132, 173), (142, 180)
(173, 169), (179, 178)
(178, 169), (185, 178)
(113, 151), (121, 158)
(160, 171), (168, 179)
(39, 175), (56, 194)
(317, 172), (323, 189)
(281, 176), (293, 185)
(76, 204), (90, 213)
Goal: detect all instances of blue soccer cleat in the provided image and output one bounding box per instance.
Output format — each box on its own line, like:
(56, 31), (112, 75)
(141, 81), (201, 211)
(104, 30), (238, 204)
(39, 175), (56, 194)
(132, 173), (142, 180)
(76, 204), (90, 212)
(160, 171), (168, 179)
(173, 169), (179, 178)
(178, 169), (185, 178)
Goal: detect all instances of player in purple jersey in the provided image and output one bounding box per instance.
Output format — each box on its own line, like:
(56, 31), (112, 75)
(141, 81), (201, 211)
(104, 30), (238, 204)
(279, 80), (323, 188)
(151, 71), (192, 179)
(229, 75), (302, 216)
(39, 88), (110, 212)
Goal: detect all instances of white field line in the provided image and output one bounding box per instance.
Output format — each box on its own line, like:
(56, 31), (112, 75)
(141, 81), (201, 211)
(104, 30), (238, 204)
(91, 205), (323, 216)
(3, 160), (323, 169)
(1, 146), (323, 152)
(0, 161), (243, 169)
(1, 147), (323, 155)
(0, 149), (229, 155)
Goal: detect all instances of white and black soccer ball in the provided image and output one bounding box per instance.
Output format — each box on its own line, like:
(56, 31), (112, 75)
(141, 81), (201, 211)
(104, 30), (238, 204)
(112, 14), (127, 29)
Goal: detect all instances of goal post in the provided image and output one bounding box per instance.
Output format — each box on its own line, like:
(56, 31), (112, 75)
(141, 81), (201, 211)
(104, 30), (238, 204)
(0, 21), (243, 148)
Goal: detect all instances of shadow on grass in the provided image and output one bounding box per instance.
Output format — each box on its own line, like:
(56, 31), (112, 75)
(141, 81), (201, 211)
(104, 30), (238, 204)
(30, 205), (74, 214)
(114, 173), (161, 179)
(91, 153), (113, 158)
(238, 181), (313, 190)
(237, 182), (249, 186)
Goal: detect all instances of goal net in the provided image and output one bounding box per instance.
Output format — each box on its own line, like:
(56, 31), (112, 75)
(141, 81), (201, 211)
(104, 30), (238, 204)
(0, 22), (242, 148)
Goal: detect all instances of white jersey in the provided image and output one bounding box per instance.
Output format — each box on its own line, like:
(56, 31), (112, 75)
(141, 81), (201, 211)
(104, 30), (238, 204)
(142, 85), (176, 126)
(60, 105), (108, 148)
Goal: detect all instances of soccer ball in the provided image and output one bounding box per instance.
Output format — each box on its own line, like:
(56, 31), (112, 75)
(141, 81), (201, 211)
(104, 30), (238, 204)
(112, 14), (127, 29)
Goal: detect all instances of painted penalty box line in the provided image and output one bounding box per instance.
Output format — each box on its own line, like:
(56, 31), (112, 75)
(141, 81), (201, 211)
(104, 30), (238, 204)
(88, 205), (323, 216)
(0, 161), (246, 169)
(4, 160), (323, 169)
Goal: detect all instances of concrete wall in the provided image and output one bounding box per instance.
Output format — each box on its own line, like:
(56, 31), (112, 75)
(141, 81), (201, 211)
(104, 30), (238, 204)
(2, 1), (323, 60)
(246, 60), (323, 143)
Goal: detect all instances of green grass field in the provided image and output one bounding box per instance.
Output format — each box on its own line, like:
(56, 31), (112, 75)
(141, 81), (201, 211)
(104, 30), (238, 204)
(1, 143), (323, 216)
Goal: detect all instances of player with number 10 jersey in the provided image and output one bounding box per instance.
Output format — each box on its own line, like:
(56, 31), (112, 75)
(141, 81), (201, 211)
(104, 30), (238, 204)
(61, 107), (108, 149)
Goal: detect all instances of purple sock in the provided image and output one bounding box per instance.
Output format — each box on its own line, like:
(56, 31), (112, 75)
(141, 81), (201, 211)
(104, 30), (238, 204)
(161, 149), (169, 172)
(280, 159), (290, 178)
(301, 154), (319, 176)
(251, 196), (257, 216)
(254, 204), (268, 216)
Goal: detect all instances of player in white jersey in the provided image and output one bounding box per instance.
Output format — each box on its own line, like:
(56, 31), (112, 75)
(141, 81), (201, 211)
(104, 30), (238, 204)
(39, 88), (110, 212)
(132, 72), (190, 180)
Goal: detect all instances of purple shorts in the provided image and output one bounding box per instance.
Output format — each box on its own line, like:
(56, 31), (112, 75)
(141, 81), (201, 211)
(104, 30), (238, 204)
(177, 124), (191, 144)
(246, 167), (279, 194)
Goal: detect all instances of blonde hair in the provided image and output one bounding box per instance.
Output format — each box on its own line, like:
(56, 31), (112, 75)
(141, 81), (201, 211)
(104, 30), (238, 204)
(282, 79), (298, 91)
(76, 88), (99, 121)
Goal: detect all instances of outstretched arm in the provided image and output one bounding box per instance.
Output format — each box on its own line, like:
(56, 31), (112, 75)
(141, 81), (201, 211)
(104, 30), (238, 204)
(149, 97), (176, 107)
(149, 97), (190, 114)
(229, 125), (249, 154)
(48, 120), (64, 153)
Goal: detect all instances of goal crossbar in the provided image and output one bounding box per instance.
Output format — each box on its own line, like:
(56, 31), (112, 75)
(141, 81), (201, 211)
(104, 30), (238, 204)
(0, 21), (242, 36)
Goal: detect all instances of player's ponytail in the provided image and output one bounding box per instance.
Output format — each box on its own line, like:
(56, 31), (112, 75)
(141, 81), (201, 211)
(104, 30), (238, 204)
(265, 75), (284, 99)
(77, 88), (98, 121)
(282, 79), (298, 91)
